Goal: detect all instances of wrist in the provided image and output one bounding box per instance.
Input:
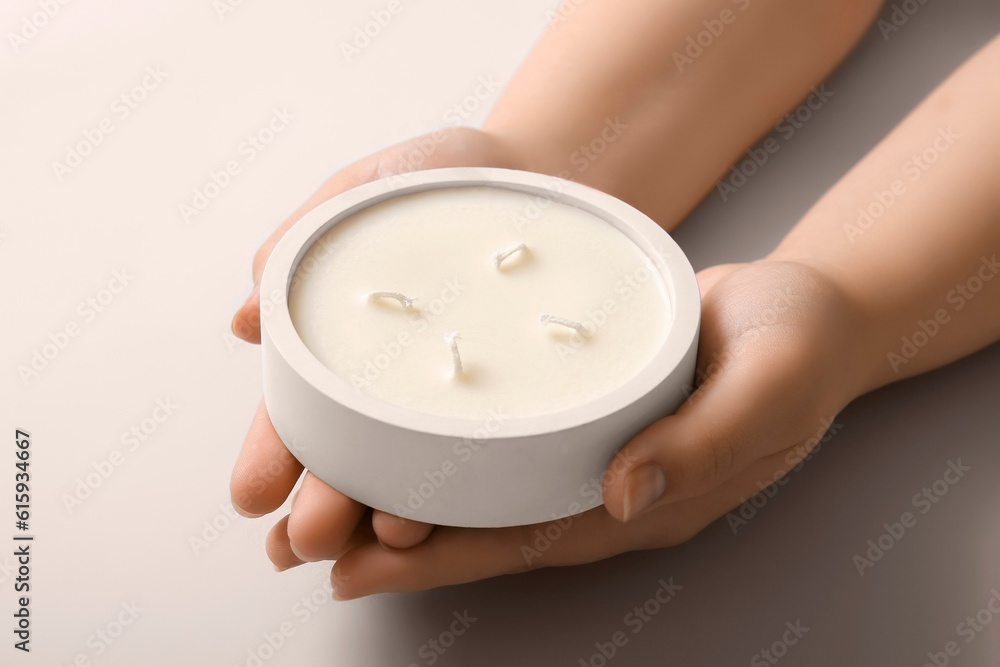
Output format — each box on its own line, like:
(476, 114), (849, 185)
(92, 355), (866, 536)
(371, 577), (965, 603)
(757, 252), (887, 402)
(479, 119), (624, 195)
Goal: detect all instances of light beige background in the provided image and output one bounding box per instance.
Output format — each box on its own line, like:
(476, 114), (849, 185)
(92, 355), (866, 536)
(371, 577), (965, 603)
(2, 1), (999, 665)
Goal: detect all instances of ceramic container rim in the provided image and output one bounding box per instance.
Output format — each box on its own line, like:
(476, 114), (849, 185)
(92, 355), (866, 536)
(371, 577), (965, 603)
(260, 167), (700, 439)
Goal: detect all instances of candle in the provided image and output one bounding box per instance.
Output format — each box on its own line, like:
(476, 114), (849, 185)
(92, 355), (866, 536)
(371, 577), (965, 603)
(287, 186), (672, 420)
(261, 168), (699, 527)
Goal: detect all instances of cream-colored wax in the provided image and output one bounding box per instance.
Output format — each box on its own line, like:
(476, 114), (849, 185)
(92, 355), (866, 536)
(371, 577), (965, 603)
(288, 187), (671, 420)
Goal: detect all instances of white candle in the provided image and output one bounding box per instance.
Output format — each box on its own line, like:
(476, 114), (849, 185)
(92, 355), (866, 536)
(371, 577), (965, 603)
(260, 168), (699, 527)
(288, 187), (671, 420)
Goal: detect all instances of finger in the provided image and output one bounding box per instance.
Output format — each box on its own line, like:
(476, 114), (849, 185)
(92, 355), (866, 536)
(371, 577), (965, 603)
(331, 509), (639, 599)
(269, 512), (378, 572)
(603, 322), (821, 521)
(330, 444), (812, 598)
(695, 263), (742, 299)
(249, 162), (375, 286)
(286, 472), (368, 560)
(231, 174), (362, 343)
(371, 511), (434, 550)
(266, 515), (303, 572)
(232, 128), (510, 344)
(230, 399), (303, 518)
(231, 283), (261, 344)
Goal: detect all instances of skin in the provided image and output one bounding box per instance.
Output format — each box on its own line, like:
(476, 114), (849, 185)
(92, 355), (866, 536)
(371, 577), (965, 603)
(231, 0), (1000, 599)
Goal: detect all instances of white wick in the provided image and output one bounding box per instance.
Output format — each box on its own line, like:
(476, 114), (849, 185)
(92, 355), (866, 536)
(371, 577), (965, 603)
(445, 331), (463, 376)
(367, 290), (416, 310)
(492, 242), (528, 269)
(539, 313), (589, 336)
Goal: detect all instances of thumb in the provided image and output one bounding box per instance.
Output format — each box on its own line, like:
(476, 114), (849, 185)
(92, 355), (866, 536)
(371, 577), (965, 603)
(232, 283), (262, 343)
(602, 339), (792, 522)
(230, 160), (376, 344)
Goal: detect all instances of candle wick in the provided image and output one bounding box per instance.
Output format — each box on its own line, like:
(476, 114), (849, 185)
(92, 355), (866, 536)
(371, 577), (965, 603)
(492, 242), (528, 269)
(539, 313), (589, 336)
(367, 290), (416, 310)
(444, 331), (464, 376)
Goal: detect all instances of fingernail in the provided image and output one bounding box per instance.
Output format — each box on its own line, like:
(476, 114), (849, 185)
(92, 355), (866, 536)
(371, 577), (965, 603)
(622, 463), (667, 521)
(290, 543), (321, 563)
(331, 568), (351, 601)
(274, 558), (304, 573)
(232, 501), (264, 519)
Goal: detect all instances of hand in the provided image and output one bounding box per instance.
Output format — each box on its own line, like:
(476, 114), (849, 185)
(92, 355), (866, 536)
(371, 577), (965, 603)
(229, 127), (528, 563)
(231, 127), (522, 344)
(268, 259), (869, 598)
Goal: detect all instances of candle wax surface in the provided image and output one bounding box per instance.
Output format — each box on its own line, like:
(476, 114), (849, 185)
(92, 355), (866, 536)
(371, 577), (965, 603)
(288, 187), (672, 420)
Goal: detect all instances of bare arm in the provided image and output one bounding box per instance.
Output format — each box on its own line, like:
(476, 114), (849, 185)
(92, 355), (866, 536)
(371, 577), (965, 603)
(770, 33), (1000, 395)
(316, 35), (1000, 599)
(232, 0), (892, 577)
(485, 0), (884, 226)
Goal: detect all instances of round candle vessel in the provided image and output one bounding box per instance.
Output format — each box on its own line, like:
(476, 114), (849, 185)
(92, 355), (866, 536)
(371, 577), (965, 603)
(261, 168), (700, 528)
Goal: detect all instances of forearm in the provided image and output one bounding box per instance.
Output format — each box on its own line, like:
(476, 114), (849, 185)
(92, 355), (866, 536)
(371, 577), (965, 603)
(770, 34), (1000, 394)
(483, 0), (882, 228)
